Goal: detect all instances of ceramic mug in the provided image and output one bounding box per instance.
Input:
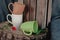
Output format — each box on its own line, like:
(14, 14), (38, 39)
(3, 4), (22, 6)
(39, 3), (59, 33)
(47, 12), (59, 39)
(7, 14), (23, 29)
(7, 2), (25, 30)
(8, 2), (25, 14)
(20, 21), (38, 36)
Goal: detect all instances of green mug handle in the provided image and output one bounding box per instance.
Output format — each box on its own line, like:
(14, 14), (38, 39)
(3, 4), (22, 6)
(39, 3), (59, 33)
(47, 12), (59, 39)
(23, 30), (32, 36)
(36, 30), (42, 35)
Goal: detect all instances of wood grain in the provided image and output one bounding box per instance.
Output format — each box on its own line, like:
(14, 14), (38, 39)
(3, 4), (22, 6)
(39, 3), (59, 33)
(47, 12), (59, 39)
(36, 0), (48, 29)
(29, 0), (36, 21)
(18, 0), (50, 28)
(41, 0), (48, 29)
(23, 0), (30, 22)
(47, 0), (52, 26)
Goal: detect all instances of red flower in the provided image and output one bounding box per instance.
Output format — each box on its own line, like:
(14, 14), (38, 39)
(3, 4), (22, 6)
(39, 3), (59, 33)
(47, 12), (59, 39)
(12, 26), (16, 30)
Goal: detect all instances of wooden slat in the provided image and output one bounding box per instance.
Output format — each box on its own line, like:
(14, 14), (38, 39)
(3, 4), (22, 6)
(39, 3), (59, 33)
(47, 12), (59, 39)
(29, 0), (36, 21)
(47, 0), (52, 26)
(36, 0), (48, 29)
(23, 0), (30, 22)
(41, 0), (48, 29)
(18, 0), (49, 28)
(36, 0), (42, 27)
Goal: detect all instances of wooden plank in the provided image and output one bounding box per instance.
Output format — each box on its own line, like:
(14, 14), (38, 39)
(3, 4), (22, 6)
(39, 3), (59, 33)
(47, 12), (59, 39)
(23, 0), (30, 22)
(41, 0), (48, 29)
(29, 0), (36, 21)
(47, 0), (52, 26)
(41, 0), (47, 28)
(36, 0), (43, 27)
(36, 0), (48, 29)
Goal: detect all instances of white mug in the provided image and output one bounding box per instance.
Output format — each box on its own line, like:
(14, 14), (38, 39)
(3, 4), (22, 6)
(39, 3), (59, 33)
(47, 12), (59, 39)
(7, 14), (23, 29)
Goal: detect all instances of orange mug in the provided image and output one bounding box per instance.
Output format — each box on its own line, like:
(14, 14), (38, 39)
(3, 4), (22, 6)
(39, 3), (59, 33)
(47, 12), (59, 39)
(8, 2), (25, 14)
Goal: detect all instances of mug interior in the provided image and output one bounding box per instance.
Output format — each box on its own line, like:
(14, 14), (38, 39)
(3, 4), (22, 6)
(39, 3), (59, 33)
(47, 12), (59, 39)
(33, 21), (38, 33)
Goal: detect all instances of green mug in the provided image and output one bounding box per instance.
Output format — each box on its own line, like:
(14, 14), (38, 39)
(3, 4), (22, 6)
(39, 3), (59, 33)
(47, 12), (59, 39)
(20, 21), (38, 36)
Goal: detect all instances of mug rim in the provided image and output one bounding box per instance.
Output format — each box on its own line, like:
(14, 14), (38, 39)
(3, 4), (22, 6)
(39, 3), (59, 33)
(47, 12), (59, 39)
(12, 14), (23, 15)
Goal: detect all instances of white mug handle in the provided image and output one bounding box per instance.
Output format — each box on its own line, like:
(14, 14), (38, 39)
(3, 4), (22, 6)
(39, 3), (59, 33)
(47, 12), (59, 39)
(7, 14), (12, 24)
(8, 3), (13, 14)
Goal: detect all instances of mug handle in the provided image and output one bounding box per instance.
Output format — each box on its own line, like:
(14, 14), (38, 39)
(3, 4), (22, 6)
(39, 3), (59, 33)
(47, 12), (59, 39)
(7, 14), (12, 24)
(8, 3), (13, 14)
(23, 30), (32, 36)
(36, 30), (42, 35)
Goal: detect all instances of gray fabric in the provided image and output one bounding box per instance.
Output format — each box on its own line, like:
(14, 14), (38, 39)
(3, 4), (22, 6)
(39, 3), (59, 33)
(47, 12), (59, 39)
(51, 0), (60, 40)
(0, 0), (17, 22)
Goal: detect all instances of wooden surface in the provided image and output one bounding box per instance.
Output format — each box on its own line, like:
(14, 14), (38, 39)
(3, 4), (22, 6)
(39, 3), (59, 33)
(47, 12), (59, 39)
(47, 0), (52, 26)
(23, 0), (30, 21)
(36, 0), (48, 29)
(22, 0), (49, 29)
(29, 0), (36, 21)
